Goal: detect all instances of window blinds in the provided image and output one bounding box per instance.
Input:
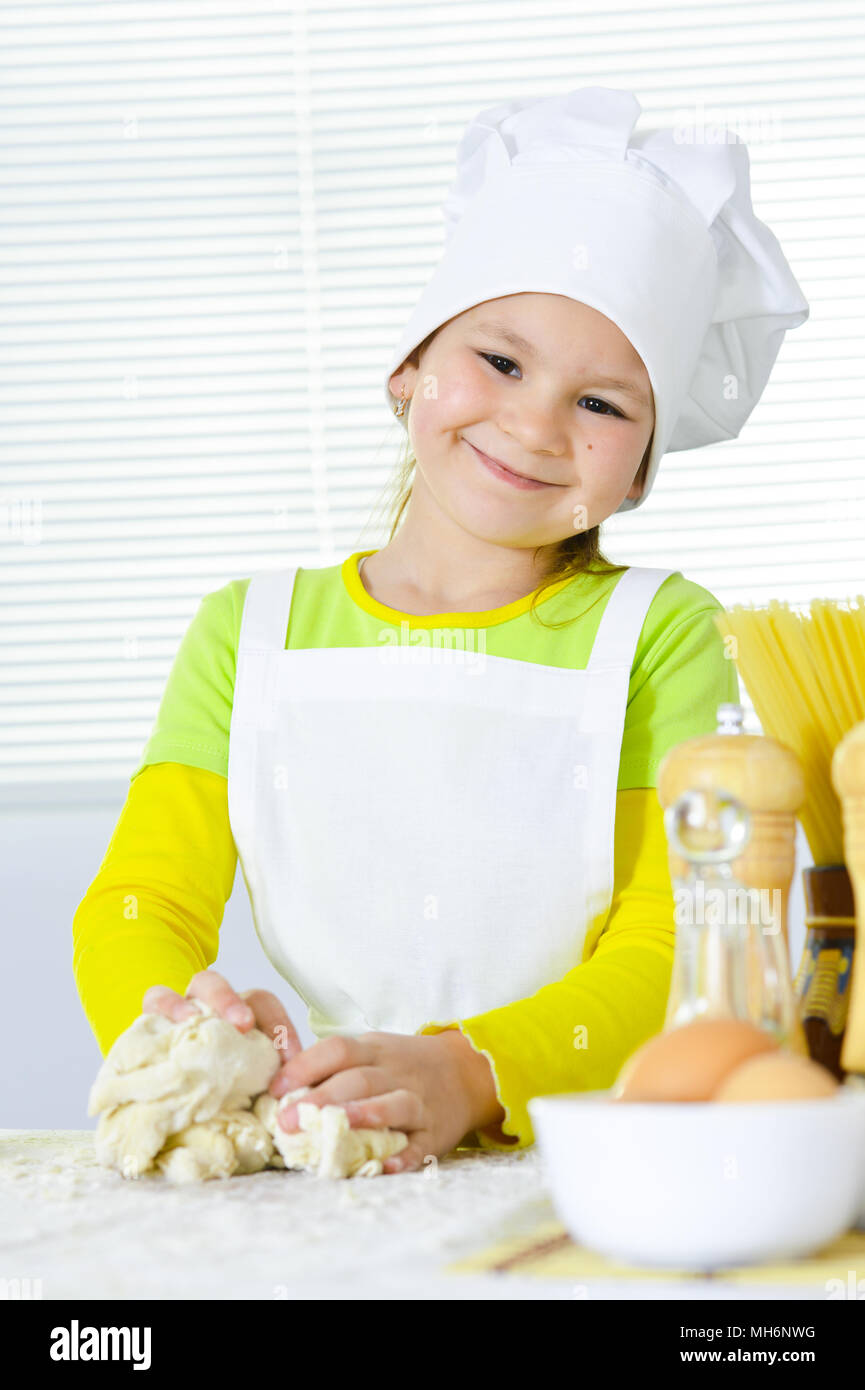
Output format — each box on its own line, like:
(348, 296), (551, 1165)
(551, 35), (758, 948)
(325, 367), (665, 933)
(1, 0), (862, 805)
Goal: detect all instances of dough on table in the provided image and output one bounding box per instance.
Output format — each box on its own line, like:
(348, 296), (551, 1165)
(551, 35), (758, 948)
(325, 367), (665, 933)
(154, 1109), (274, 1184)
(254, 1090), (407, 1179)
(88, 1001), (408, 1182)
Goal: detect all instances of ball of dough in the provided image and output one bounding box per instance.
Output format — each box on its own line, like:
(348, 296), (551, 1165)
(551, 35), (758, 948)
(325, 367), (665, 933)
(88, 1004), (409, 1182)
(253, 1089), (408, 1179)
(154, 1110), (274, 1183)
(89, 1001), (280, 1180)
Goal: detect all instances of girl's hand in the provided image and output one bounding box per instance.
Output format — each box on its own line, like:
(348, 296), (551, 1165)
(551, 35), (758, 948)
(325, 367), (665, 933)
(142, 969), (304, 1065)
(268, 1029), (505, 1173)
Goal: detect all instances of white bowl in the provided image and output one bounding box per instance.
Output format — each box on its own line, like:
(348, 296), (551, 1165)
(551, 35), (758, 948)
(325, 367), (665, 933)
(528, 1088), (865, 1270)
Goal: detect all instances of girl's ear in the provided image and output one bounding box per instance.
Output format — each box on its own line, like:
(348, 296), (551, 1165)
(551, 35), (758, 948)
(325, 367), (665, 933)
(389, 334), (435, 408)
(627, 434), (653, 498)
(388, 363), (418, 409)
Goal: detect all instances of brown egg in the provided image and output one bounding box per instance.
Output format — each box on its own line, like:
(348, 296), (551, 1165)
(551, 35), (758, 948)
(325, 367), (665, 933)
(614, 1018), (779, 1102)
(714, 1051), (840, 1102)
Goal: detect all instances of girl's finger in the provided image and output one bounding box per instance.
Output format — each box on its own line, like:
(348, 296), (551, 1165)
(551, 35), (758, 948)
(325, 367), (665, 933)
(341, 1087), (425, 1133)
(141, 985), (199, 1023)
(185, 969), (254, 1030)
(269, 1032), (369, 1098)
(382, 1137), (431, 1175)
(239, 988), (303, 1061)
(276, 1065), (393, 1129)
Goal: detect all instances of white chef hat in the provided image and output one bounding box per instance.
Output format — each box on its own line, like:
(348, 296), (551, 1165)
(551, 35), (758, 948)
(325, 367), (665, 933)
(383, 86), (809, 514)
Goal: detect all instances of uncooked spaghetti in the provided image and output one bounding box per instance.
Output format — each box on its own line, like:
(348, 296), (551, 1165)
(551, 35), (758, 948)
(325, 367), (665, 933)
(713, 597), (865, 865)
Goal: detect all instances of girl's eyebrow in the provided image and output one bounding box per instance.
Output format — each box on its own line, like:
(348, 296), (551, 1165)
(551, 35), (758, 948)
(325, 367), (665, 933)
(472, 318), (652, 410)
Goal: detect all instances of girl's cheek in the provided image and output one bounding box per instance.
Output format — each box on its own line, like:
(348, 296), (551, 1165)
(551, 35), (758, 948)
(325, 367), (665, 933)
(579, 438), (624, 480)
(411, 376), (481, 456)
(436, 365), (491, 417)
(408, 403), (437, 459)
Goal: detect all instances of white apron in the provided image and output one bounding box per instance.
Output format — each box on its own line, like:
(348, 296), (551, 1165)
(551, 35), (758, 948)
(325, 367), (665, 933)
(227, 563), (674, 1038)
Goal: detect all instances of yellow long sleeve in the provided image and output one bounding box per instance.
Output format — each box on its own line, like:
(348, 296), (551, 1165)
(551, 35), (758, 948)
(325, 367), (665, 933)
(72, 762), (236, 1056)
(417, 786), (676, 1150)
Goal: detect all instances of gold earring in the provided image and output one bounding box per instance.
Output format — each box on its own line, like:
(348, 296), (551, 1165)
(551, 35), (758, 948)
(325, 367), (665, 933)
(393, 387), (408, 418)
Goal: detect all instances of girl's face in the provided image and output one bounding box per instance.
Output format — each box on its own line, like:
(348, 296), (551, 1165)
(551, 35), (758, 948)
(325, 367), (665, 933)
(388, 292), (655, 549)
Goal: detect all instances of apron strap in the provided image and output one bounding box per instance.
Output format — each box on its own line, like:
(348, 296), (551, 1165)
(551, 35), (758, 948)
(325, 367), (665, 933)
(236, 563), (674, 667)
(238, 567), (299, 653)
(586, 566), (677, 673)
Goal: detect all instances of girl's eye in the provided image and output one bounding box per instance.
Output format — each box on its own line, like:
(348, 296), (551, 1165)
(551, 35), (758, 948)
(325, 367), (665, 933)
(480, 352), (520, 377)
(580, 396), (623, 418)
(478, 353), (624, 418)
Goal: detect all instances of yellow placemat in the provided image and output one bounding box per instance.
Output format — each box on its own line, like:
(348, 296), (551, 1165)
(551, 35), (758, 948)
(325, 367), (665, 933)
(448, 1218), (865, 1286)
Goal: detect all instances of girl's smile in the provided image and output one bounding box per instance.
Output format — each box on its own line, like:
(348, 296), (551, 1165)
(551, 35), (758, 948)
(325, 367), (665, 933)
(463, 437), (564, 491)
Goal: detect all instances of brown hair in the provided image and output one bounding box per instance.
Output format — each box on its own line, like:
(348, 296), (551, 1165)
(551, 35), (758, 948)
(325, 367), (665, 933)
(379, 332), (652, 628)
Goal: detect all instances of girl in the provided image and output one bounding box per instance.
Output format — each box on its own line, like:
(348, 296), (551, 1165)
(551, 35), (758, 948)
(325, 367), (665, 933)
(73, 86), (808, 1172)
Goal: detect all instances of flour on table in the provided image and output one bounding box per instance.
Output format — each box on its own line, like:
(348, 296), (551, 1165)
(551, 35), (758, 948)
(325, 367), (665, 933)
(88, 1002), (407, 1182)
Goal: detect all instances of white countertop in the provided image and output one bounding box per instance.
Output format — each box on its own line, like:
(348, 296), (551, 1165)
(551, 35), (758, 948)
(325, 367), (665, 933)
(0, 1131), (826, 1300)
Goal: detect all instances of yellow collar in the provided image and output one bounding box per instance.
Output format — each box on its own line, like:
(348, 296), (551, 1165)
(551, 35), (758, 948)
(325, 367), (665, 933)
(341, 550), (576, 629)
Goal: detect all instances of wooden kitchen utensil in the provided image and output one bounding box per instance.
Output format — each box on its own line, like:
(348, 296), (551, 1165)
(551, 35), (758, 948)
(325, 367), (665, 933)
(834, 723), (865, 1076)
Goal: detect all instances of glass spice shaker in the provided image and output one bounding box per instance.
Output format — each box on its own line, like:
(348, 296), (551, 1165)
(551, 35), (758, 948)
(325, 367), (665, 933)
(663, 786), (805, 1047)
(663, 786), (751, 1027)
(657, 702), (809, 1052)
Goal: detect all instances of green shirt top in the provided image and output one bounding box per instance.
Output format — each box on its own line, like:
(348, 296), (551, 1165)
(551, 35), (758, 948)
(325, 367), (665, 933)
(130, 549), (739, 791)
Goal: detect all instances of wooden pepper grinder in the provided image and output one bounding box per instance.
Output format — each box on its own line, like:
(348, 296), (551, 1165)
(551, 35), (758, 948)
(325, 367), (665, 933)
(834, 722), (865, 1079)
(657, 702), (808, 1053)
